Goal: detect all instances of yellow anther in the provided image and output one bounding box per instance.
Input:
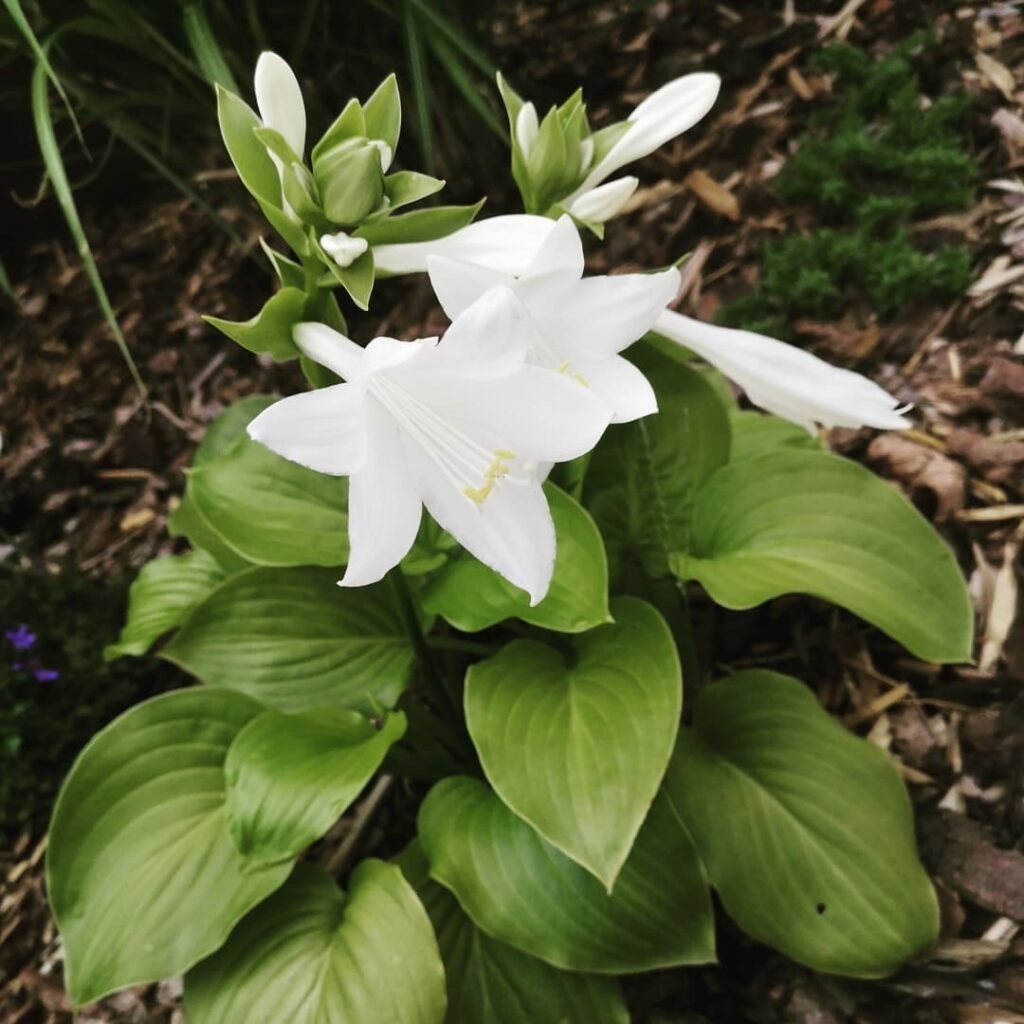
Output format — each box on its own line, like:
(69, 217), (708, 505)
(463, 450), (517, 505)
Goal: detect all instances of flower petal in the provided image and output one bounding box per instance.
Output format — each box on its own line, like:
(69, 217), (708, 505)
(426, 254), (511, 320)
(373, 215), (557, 276)
(522, 214), (584, 280)
(341, 403), (422, 587)
(410, 446), (556, 605)
(254, 51), (306, 157)
(572, 73), (720, 197)
(247, 384), (368, 476)
(567, 176), (638, 224)
(294, 322), (367, 382)
(423, 286), (534, 367)
(655, 310), (912, 431)
(574, 355), (658, 424)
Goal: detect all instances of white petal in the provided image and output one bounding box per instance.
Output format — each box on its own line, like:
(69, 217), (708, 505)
(575, 355), (658, 424)
(341, 403), (422, 587)
(426, 254), (511, 320)
(571, 73), (719, 198)
(540, 268), (680, 358)
(409, 361), (611, 463)
(423, 286), (534, 367)
(655, 310), (912, 431)
(522, 214), (584, 280)
(254, 51), (306, 158)
(247, 384), (367, 476)
(567, 176), (638, 223)
(294, 322), (367, 382)
(515, 101), (539, 157)
(410, 445), (556, 605)
(373, 215), (557, 276)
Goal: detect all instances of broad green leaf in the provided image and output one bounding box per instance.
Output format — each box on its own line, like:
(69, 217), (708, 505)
(356, 201), (484, 246)
(225, 709), (406, 862)
(363, 73), (402, 153)
(672, 449), (973, 663)
(169, 489), (253, 574)
(671, 670), (939, 977)
(728, 410), (822, 463)
(185, 861), (445, 1024)
(187, 435), (349, 567)
(585, 346), (731, 579)
(384, 170), (446, 211)
(163, 568), (414, 714)
(419, 776), (714, 974)
(204, 286), (305, 360)
(105, 549), (226, 659)
(47, 689), (291, 1005)
(216, 84), (281, 208)
(193, 395), (279, 466)
(464, 598), (680, 887)
(399, 843), (629, 1024)
(422, 485), (610, 634)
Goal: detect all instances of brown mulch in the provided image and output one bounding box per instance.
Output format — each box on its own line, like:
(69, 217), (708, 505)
(3, 0), (1024, 1021)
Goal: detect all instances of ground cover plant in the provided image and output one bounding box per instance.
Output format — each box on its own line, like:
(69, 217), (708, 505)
(39, 44), (979, 1022)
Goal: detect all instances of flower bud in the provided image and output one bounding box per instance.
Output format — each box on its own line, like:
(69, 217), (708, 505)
(515, 102), (539, 159)
(568, 176), (638, 224)
(313, 138), (385, 226)
(320, 231), (369, 268)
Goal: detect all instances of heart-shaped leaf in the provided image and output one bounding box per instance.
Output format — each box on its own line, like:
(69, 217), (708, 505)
(398, 843), (628, 1024)
(671, 670), (939, 977)
(163, 568), (414, 714)
(185, 861), (446, 1024)
(672, 449), (973, 663)
(422, 485), (610, 634)
(225, 709), (406, 862)
(47, 689), (292, 1005)
(419, 776), (713, 974)
(465, 597), (680, 887)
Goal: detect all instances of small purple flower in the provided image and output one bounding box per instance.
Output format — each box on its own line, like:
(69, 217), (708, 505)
(5, 625), (37, 652)
(33, 668), (60, 682)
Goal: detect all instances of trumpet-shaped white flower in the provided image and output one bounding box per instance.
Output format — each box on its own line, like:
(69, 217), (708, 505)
(567, 73), (720, 206)
(567, 176), (638, 224)
(247, 287), (610, 603)
(426, 216), (680, 423)
(654, 310), (911, 433)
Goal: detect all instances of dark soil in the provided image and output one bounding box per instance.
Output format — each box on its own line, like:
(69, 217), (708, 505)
(3, 1), (1024, 1021)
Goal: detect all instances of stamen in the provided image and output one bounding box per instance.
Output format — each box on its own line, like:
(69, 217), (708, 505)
(557, 360), (589, 388)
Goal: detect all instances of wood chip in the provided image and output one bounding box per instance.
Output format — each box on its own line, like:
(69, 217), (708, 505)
(975, 52), (1018, 102)
(683, 169), (741, 221)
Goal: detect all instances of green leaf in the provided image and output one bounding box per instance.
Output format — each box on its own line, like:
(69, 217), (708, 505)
(105, 549), (227, 659)
(204, 286), (306, 360)
(312, 233), (376, 311)
(186, 434), (349, 567)
(260, 240), (306, 289)
(225, 709), (406, 862)
(185, 861), (446, 1024)
(47, 689), (292, 1005)
(384, 170), (446, 211)
(363, 73), (402, 153)
(399, 842), (629, 1024)
(312, 98), (367, 165)
(672, 449), (973, 662)
(163, 568), (415, 714)
(585, 346), (731, 579)
(464, 598), (680, 888)
(193, 396), (279, 466)
(216, 84), (282, 208)
(169, 491), (253, 574)
(422, 485), (610, 634)
(728, 410), (822, 463)
(419, 775), (714, 974)
(356, 200), (484, 246)
(671, 670), (940, 977)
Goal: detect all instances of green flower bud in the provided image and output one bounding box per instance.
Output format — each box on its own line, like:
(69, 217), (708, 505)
(313, 137), (386, 226)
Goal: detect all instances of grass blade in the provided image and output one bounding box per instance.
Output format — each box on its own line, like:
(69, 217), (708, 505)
(30, 54), (145, 396)
(401, 0), (434, 174)
(182, 1), (238, 93)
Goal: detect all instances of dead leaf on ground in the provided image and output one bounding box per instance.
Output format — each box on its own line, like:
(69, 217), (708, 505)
(683, 169), (741, 221)
(867, 433), (967, 520)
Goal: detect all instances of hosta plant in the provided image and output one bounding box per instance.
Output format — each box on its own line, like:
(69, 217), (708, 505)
(48, 52), (973, 1021)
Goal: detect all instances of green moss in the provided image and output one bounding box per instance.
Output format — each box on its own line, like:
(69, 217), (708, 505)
(720, 33), (974, 336)
(0, 569), (167, 839)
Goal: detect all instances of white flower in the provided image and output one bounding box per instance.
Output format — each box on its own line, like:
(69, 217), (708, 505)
(320, 231), (369, 268)
(654, 310), (912, 433)
(567, 72), (720, 206)
(426, 216), (680, 423)
(567, 176), (638, 224)
(254, 51), (306, 158)
(247, 288), (610, 603)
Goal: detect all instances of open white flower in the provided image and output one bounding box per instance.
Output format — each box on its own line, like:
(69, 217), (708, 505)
(566, 73), (720, 207)
(654, 310), (911, 433)
(426, 216), (680, 423)
(247, 287), (610, 603)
